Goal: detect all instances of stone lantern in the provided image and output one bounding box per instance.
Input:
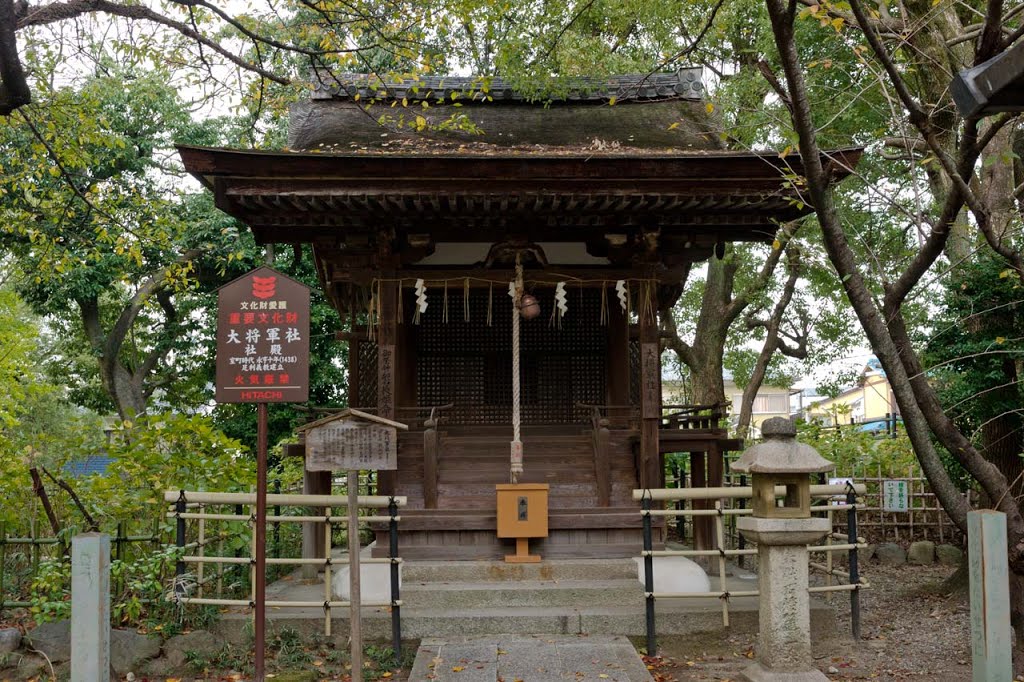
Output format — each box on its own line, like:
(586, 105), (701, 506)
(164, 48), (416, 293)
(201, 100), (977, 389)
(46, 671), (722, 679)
(731, 417), (833, 682)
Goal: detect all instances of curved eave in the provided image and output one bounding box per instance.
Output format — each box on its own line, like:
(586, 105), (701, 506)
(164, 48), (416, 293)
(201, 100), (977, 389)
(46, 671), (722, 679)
(178, 144), (862, 187)
(175, 144), (863, 246)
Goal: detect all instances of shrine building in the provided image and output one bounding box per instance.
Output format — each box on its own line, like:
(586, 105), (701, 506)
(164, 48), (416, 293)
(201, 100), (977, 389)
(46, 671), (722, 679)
(179, 70), (860, 560)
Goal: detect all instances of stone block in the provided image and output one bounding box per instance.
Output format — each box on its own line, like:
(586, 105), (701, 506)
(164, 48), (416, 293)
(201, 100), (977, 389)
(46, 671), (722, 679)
(874, 543), (907, 566)
(908, 541), (935, 565)
(632, 556), (710, 593)
(110, 630), (161, 676)
(24, 620), (72, 664)
(161, 629), (223, 669)
(936, 544), (964, 566)
(0, 628), (21, 655)
(332, 561), (401, 603)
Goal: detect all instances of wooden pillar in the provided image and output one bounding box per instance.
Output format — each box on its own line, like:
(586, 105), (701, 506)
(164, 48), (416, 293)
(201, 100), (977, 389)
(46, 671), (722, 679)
(639, 289), (660, 490)
(377, 278), (398, 496)
(301, 468), (331, 578)
(606, 290), (631, 424)
(690, 450), (713, 551)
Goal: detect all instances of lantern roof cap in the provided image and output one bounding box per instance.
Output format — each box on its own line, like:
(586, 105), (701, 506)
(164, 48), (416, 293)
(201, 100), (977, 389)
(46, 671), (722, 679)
(730, 417), (832, 474)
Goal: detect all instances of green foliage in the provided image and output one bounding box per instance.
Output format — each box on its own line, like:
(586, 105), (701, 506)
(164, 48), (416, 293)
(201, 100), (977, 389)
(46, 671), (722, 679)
(924, 254), (1024, 450)
(28, 558), (72, 624)
(796, 420), (916, 477)
(84, 413), (253, 524)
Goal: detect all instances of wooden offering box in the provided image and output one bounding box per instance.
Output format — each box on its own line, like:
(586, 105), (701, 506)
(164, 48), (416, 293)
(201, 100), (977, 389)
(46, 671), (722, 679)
(496, 483), (549, 563)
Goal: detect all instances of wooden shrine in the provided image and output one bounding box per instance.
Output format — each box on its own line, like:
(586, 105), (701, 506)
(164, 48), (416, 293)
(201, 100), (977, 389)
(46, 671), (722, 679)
(179, 71), (861, 559)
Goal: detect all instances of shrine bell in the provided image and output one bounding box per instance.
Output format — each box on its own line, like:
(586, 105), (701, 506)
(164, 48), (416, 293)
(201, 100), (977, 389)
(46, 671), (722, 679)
(731, 417), (832, 519)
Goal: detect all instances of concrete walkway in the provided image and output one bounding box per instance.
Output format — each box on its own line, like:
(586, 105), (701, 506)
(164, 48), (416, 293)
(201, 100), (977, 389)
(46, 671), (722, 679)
(407, 634), (653, 682)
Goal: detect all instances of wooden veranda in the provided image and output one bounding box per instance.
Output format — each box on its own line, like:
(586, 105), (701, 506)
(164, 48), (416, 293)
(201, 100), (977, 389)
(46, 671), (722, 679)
(179, 72), (861, 559)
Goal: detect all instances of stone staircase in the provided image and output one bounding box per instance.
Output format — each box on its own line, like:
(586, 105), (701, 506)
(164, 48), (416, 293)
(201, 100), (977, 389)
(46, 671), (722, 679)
(375, 427), (652, 559)
(254, 557), (839, 641)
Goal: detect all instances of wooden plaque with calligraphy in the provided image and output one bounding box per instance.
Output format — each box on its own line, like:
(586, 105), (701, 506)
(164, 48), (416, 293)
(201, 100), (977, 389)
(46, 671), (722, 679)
(215, 266), (311, 403)
(298, 409), (408, 472)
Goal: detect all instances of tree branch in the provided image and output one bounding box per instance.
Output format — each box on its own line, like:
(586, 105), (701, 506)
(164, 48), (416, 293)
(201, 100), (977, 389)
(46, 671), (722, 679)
(661, 309), (696, 368)
(0, 0), (32, 114)
(17, 0), (290, 85)
(104, 248), (203, 370)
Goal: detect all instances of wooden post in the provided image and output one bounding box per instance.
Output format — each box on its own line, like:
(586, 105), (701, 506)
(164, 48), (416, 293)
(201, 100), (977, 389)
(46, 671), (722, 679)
(71, 533), (110, 682)
(638, 289), (660, 490)
(423, 421), (439, 509)
(968, 510), (1012, 682)
(348, 470), (363, 682)
(594, 420), (611, 507)
(301, 468), (330, 580)
(377, 279), (398, 496)
(691, 451), (711, 551)
(606, 290), (631, 421)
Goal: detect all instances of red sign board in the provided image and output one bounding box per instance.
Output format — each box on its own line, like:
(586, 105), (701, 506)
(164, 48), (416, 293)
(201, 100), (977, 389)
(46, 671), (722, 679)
(215, 267), (311, 403)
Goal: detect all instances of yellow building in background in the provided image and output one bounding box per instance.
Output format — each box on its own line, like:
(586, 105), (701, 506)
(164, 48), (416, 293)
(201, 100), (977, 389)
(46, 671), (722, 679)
(804, 358), (896, 426)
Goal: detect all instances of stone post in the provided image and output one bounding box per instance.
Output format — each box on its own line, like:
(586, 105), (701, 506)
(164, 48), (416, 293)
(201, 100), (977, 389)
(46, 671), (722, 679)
(71, 532), (110, 682)
(731, 418), (832, 682)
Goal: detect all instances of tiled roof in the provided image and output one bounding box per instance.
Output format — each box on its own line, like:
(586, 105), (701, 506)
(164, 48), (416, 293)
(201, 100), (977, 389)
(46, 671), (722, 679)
(310, 69), (704, 103)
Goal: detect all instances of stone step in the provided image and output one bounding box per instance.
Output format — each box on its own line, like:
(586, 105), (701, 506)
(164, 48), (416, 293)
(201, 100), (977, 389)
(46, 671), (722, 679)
(401, 579), (644, 609)
(248, 599), (837, 639)
(409, 635), (653, 682)
(402, 558), (638, 582)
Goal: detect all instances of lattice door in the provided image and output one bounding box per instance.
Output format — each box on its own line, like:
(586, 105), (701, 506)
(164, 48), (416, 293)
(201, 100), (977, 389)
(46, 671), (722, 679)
(414, 287), (607, 424)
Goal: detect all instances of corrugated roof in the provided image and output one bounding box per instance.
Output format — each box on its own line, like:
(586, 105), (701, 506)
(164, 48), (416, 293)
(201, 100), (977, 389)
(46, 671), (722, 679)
(63, 454), (112, 478)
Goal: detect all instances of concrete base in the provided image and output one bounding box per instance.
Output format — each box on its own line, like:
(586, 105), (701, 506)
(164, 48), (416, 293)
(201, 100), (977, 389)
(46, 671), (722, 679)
(632, 555), (710, 593)
(739, 661), (829, 681)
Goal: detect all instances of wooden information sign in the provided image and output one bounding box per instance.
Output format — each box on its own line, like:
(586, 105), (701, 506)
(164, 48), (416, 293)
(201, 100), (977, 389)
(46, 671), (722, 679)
(213, 266), (312, 682)
(296, 409), (407, 682)
(215, 266), (311, 403)
(300, 409), (401, 472)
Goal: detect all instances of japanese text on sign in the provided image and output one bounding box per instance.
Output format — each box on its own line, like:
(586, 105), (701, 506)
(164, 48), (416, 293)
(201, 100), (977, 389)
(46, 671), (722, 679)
(216, 267), (310, 403)
(306, 421), (398, 471)
(883, 479), (909, 513)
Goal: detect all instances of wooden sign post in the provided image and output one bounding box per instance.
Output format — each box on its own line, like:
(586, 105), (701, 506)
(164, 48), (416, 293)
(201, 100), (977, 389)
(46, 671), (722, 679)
(215, 267), (310, 682)
(299, 409), (407, 682)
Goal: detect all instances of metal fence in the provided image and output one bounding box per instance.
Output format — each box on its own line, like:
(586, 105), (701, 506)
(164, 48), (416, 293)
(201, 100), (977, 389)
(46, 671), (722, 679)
(634, 483), (869, 656)
(164, 490), (405, 657)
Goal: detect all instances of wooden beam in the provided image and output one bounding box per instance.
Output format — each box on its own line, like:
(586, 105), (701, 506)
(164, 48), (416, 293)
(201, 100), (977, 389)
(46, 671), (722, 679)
(328, 267), (692, 287)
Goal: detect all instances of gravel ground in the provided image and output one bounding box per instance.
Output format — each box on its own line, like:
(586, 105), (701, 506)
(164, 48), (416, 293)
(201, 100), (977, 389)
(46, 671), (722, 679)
(645, 563), (994, 681)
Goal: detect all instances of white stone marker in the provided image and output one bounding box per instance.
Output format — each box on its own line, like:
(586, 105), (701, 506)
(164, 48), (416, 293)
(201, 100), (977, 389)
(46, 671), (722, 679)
(968, 510), (1012, 682)
(71, 532), (110, 682)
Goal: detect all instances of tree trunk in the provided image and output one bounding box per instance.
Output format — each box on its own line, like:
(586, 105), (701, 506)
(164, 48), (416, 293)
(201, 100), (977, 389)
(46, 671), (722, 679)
(765, 0), (1024, 629)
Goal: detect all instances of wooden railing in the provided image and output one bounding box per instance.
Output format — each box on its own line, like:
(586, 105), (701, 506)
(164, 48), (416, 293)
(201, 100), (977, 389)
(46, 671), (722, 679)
(660, 403), (728, 432)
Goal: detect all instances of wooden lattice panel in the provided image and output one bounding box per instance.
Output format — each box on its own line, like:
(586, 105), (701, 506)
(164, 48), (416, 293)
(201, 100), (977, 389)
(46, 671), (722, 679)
(414, 287), (607, 424)
(357, 340), (378, 408)
(629, 339), (641, 406)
